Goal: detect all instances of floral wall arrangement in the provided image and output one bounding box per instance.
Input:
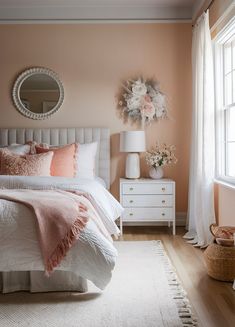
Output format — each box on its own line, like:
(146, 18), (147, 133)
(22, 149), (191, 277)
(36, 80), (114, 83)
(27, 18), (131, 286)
(117, 77), (167, 125)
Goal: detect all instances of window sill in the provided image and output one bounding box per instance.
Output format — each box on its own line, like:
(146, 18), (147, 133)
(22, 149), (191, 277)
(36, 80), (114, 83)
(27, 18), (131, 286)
(214, 178), (235, 190)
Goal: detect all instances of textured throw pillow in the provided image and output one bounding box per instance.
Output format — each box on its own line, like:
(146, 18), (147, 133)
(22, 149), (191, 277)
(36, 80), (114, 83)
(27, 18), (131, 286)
(75, 142), (98, 179)
(0, 144), (31, 172)
(36, 143), (76, 177)
(0, 149), (53, 176)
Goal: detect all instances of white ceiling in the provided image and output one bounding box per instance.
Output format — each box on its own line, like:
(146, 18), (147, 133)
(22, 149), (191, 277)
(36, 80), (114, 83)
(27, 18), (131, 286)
(0, 0), (196, 5)
(0, 0), (205, 22)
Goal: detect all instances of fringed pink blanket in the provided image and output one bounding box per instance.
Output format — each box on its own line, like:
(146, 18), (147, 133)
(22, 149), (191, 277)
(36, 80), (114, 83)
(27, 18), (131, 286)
(0, 189), (104, 275)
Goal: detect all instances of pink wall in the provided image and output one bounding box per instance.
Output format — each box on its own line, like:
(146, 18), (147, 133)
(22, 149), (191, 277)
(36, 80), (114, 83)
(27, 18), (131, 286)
(0, 23), (192, 212)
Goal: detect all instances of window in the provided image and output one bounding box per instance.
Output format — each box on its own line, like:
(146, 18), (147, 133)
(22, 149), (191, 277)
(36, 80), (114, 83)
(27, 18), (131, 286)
(214, 18), (235, 184)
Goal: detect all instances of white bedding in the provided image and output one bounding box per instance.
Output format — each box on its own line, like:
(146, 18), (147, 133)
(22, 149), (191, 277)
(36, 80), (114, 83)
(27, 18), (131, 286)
(0, 176), (123, 290)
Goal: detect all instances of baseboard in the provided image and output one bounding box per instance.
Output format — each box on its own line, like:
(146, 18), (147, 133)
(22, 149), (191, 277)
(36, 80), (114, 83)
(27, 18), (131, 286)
(176, 212), (187, 226)
(119, 212), (187, 227)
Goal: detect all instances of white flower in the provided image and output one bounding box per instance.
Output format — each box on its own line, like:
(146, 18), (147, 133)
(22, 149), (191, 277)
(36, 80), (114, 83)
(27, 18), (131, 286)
(152, 93), (165, 108)
(155, 108), (165, 118)
(127, 95), (141, 111)
(132, 80), (147, 96)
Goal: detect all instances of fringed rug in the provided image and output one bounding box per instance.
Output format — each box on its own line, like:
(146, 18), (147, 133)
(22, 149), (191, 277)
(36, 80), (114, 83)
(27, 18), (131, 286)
(0, 241), (197, 327)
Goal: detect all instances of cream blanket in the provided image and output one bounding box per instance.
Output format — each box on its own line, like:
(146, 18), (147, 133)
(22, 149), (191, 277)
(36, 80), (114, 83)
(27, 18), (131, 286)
(0, 189), (111, 275)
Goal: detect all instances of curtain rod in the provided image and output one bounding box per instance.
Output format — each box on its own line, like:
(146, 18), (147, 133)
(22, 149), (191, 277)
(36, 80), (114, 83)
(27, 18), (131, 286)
(192, 0), (215, 27)
(205, 0), (215, 13)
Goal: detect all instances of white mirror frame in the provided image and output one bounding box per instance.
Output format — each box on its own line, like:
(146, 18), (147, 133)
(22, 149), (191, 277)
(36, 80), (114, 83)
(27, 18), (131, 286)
(12, 67), (64, 120)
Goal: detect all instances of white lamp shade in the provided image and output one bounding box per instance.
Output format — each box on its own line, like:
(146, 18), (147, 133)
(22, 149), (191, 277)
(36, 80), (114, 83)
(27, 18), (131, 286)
(120, 131), (146, 153)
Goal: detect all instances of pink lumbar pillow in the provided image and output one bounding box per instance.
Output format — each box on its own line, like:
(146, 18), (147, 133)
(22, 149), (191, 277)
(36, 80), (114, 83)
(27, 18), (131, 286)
(0, 149), (53, 176)
(36, 143), (76, 177)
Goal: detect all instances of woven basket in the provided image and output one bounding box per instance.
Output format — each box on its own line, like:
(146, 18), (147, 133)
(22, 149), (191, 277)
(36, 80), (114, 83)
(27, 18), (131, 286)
(204, 243), (235, 282)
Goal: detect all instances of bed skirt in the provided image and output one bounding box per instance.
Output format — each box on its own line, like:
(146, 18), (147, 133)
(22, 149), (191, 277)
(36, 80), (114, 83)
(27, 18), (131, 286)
(0, 271), (88, 294)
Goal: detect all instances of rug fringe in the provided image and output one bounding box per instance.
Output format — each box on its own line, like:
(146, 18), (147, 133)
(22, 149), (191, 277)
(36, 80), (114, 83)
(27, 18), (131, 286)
(154, 241), (198, 327)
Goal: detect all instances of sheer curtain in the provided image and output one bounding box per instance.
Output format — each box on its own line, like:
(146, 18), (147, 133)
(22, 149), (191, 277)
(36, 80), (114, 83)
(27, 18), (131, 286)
(184, 11), (215, 247)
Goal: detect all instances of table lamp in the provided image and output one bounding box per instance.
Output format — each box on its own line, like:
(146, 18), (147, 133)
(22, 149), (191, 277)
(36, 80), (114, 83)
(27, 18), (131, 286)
(120, 130), (146, 179)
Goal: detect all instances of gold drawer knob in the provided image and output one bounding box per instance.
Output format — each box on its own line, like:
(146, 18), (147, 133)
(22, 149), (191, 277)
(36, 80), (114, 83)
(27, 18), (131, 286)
(162, 200), (166, 204)
(161, 213), (165, 216)
(162, 187), (166, 191)
(129, 213), (133, 216)
(129, 187), (134, 191)
(129, 200), (133, 203)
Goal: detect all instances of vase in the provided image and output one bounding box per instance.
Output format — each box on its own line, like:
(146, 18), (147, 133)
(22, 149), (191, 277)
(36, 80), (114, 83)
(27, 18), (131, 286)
(149, 166), (164, 179)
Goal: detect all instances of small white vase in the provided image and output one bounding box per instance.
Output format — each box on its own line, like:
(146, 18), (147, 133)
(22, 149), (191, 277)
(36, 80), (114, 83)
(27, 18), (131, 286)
(149, 166), (164, 179)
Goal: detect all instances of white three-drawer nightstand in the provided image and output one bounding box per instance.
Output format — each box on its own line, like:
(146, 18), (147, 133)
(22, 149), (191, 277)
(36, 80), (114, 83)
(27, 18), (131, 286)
(119, 178), (176, 235)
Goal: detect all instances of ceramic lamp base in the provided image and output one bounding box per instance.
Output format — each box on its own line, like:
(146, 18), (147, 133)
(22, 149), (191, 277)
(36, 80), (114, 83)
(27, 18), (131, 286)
(125, 153), (140, 179)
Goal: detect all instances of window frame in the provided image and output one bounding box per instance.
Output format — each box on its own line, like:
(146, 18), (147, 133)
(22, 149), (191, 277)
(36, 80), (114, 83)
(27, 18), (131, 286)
(214, 17), (235, 185)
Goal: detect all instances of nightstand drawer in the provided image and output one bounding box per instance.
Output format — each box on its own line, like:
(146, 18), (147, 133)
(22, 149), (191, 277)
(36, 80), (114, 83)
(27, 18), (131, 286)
(122, 194), (173, 207)
(123, 207), (173, 221)
(122, 183), (172, 195)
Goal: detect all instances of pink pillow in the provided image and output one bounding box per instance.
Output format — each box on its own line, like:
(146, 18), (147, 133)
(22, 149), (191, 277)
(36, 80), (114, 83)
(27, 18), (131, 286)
(0, 149), (53, 176)
(36, 143), (76, 177)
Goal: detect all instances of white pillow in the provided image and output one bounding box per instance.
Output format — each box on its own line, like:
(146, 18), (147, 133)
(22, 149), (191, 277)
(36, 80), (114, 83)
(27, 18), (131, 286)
(3, 144), (30, 155)
(75, 142), (98, 179)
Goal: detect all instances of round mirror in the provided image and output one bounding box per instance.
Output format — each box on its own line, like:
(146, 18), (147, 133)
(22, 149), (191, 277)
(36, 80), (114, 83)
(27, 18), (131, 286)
(12, 67), (64, 120)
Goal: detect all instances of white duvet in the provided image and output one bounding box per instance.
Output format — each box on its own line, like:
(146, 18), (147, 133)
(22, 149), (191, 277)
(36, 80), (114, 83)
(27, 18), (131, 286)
(0, 176), (123, 289)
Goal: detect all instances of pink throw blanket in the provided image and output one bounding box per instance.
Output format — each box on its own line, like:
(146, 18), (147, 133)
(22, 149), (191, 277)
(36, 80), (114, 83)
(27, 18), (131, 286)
(0, 189), (95, 275)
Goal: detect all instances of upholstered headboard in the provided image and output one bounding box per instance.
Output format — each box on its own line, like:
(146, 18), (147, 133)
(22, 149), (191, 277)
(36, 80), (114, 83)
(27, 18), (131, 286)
(0, 128), (110, 188)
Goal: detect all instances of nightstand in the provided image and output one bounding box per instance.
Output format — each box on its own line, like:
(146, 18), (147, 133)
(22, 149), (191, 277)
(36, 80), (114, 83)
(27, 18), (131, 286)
(119, 178), (175, 235)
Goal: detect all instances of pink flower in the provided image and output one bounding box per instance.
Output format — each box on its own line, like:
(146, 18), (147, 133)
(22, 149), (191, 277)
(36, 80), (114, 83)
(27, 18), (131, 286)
(140, 96), (155, 120)
(143, 95), (151, 103)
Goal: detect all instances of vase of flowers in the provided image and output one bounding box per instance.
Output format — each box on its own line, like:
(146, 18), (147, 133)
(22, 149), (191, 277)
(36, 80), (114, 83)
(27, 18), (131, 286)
(145, 143), (177, 179)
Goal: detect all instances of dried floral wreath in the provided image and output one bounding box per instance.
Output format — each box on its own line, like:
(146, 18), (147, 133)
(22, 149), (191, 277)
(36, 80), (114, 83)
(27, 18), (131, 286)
(118, 77), (167, 124)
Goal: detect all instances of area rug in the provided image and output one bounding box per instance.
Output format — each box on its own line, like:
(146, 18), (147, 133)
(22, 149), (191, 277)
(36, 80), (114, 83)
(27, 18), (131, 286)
(0, 241), (197, 327)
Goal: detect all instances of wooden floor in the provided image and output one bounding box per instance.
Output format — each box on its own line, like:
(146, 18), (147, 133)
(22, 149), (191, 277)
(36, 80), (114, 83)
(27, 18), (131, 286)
(118, 226), (235, 327)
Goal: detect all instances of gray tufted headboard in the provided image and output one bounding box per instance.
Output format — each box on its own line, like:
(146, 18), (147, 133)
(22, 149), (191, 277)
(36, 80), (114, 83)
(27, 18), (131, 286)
(0, 128), (110, 188)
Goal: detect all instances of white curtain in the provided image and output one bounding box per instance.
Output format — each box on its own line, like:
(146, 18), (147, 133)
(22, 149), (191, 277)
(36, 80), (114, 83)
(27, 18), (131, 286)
(184, 11), (215, 247)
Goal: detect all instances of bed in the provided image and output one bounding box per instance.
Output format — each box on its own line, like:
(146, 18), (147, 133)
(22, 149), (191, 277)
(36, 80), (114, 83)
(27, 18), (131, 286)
(0, 127), (122, 293)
